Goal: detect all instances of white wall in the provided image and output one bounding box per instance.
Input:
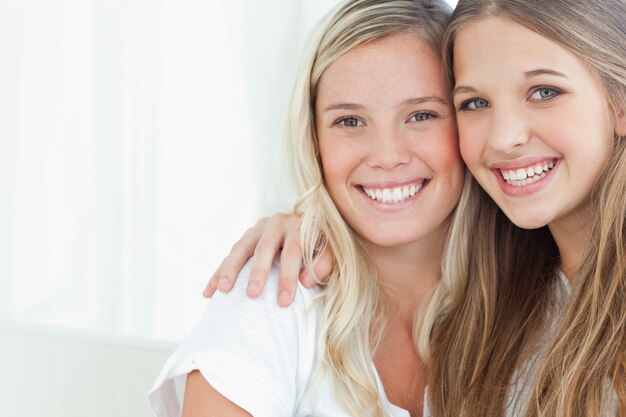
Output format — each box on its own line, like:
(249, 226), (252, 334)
(0, 0), (347, 346)
(0, 321), (174, 417)
(0, 1), (458, 416)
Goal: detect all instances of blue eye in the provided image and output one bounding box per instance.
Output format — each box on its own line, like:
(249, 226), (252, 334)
(336, 117), (364, 127)
(460, 98), (490, 111)
(409, 112), (436, 122)
(530, 87), (560, 101)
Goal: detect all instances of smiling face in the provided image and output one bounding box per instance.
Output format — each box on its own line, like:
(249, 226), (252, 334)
(453, 17), (616, 231)
(315, 31), (464, 251)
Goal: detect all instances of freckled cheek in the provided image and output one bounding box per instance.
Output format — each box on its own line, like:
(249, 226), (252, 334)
(440, 133), (462, 163)
(423, 131), (464, 188)
(319, 142), (356, 191)
(429, 126), (462, 166)
(320, 158), (343, 187)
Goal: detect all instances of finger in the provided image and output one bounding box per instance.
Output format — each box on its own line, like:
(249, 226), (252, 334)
(300, 247), (334, 287)
(217, 223), (266, 293)
(203, 268), (221, 298)
(276, 232), (303, 307)
(246, 215), (289, 298)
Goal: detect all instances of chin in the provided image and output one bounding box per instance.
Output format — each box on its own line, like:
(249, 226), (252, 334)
(362, 231), (426, 249)
(502, 208), (550, 231)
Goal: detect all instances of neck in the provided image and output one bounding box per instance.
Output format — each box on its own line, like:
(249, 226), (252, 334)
(548, 206), (593, 282)
(364, 230), (444, 325)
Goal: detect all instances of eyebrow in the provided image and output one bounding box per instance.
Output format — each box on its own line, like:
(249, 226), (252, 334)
(322, 96), (449, 112)
(451, 86), (477, 97)
(524, 68), (567, 78)
(403, 96), (450, 106)
(322, 103), (365, 112)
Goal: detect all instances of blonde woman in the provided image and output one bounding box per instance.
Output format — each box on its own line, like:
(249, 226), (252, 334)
(209, 0), (626, 416)
(149, 0), (467, 416)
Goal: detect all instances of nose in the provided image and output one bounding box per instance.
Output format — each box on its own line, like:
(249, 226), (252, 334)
(366, 127), (411, 169)
(487, 105), (531, 153)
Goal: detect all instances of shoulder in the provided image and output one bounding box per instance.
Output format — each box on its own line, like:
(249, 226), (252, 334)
(225, 256), (320, 309)
(149, 257), (321, 417)
(181, 256), (320, 356)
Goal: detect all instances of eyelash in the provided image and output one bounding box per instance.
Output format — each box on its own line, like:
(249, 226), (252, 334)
(528, 86), (562, 101)
(409, 112), (438, 122)
(334, 116), (364, 128)
(333, 112), (438, 127)
(458, 98), (489, 111)
(458, 86), (563, 112)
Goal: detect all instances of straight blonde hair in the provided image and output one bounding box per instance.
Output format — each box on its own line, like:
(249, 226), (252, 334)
(283, 0), (455, 415)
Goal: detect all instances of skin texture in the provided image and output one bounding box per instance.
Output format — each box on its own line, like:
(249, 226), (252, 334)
(315, 32), (463, 255)
(199, 13), (626, 417)
(453, 16), (617, 278)
(314, 33), (463, 416)
(196, 32), (463, 417)
(206, 32), (463, 306)
(207, 18), (626, 293)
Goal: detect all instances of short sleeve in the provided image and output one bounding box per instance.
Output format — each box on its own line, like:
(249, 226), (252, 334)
(148, 259), (318, 417)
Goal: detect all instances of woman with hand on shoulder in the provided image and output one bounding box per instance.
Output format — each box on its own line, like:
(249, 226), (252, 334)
(209, 0), (626, 416)
(149, 0), (467, 416)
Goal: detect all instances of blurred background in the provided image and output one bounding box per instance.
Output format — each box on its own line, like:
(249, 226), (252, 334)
(0, 0), (457, 415)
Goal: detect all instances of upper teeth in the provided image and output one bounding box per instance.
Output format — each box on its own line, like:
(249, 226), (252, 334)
(362, 183), (423, 204)
(500, 160), (555, 183)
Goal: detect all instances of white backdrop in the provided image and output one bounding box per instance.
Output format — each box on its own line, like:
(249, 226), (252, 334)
(0, 0), (457, 343)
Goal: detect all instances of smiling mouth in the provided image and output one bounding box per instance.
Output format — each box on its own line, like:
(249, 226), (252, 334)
(498, 159), (558, 187)
(361, 181), (425, 204)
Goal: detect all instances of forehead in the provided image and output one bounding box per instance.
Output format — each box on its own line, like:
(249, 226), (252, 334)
(316, 32), (448, 103)
(453, 16), (584, 81)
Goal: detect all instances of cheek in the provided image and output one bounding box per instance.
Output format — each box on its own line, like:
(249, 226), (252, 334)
(457, 119), (484, 169)
(427, 128), (465, 186)
(440, 136), (463, 167)
(538, 108), (612, 166)
(458, 137), (475, 166)
(319, 139), (355, 189)
(430, 122), (462, 162)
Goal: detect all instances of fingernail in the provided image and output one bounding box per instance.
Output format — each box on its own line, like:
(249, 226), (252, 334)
(278, 291), (291, 306)
(218, 276), (229, 291)
(247, 282), (259, 295)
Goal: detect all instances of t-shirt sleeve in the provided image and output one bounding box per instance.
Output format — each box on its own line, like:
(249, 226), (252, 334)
(148, 259), (317, 417)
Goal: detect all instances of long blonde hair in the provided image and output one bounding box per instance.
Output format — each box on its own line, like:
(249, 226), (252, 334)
(427, 1), (626, 416)
(283, 0), (454, 415)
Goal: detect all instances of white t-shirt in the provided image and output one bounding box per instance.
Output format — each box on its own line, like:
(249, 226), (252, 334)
(148, 258), (413, 417)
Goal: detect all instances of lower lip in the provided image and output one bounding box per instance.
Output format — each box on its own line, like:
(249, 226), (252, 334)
(358, 182), (428, 211)
(493, 160), (560, 196)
